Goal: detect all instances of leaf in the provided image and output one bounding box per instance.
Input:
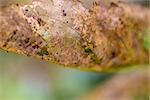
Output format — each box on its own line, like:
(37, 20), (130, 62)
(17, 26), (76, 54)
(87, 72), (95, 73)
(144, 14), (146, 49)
(0, 0), (149, 71)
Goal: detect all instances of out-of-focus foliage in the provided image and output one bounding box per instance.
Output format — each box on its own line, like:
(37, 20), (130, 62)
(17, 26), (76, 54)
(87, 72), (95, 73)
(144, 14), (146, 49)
(81, 67), (149, 100)
(0, 50), (112, 100)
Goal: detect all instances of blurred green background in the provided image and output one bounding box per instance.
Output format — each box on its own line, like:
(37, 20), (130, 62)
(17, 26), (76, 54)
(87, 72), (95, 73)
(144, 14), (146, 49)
(0, 50), (112, 100)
